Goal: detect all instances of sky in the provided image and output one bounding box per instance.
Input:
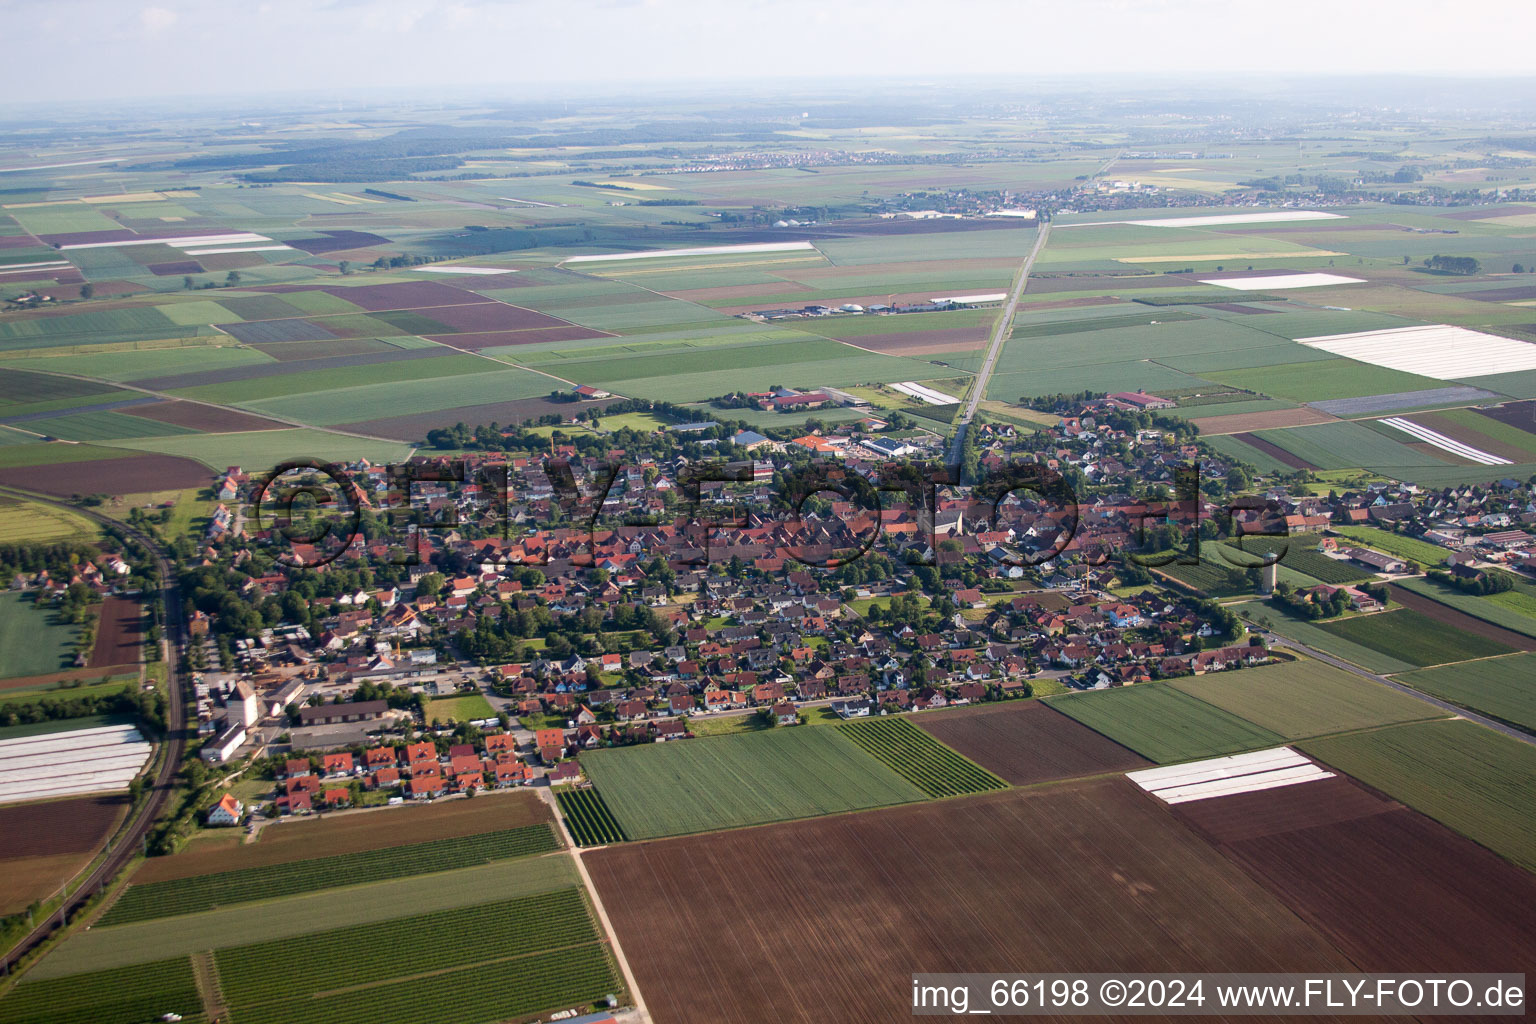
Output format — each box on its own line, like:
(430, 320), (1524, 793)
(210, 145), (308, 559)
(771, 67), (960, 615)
(4, 0), (1536, 103)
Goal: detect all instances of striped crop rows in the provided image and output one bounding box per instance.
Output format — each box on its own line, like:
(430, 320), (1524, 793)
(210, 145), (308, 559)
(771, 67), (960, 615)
(838, 717), (1008, 797)
(558, 787), (629, 846)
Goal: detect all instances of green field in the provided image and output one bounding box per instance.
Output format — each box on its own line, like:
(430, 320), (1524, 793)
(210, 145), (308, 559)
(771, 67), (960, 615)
(1394, 654), (1536, 732)
(1205, 358), (1445, 403)
(214, 888), (614, 1018)
(0, 345), (275, 383)
(556, 787), (629, 846)
(1169, 657), (1444, 739)
(170, 352), (493, 404)
(244, 367), (554, 425)
(0, 957), (204, 1024)
(426, 693), (497, 724)
(1391, 577), (1536, 639)
(100, 824), (559, 925)
(1302, 720), (1536, 873)
(230, 944), (617, 1024)
(1316, 608), (1512, 667)
(1252, 420), (1444, 472)
(1045, 682), (1285, 764)
(0, 497), (98, 542)
(30, 409), (200, 442)
(837, 716), (1007, 797)
(0, 591), (83, 680)
(30, 856), (580, 979)
(579, 726), (926, 839)
(1234, 600), (1417, 674)
(98, 428), (413, 469)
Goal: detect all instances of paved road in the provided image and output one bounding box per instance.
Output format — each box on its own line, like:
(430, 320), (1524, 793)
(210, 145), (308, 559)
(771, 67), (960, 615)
(0, 487), (188, 975)
(1266, 636), (1534, 747)
(947, 221), (1052, 470)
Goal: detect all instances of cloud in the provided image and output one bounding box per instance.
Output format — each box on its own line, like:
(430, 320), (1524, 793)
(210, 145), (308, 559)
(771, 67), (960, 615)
(139, 5), (177, 33)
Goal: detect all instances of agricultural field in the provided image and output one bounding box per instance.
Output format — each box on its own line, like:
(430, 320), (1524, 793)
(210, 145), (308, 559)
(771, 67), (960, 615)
(556, 787), (629, 846)
(836, 716), (1006, 797)
(1045, 682), (1284, 763)
(33, 856), (580, 978)
(1169, 775), (1536, 973)
(0, 795), (129, 915)
(579, 726), (925, 839)
(1234, 600), (1417, 674)
(1168, 657), (1444, 739)
(916, 701), (1149, 784)
(0, 592), (83, 680)
(0, 496), (97, 543)
(1394, 653), (1536, 732)
(1315, 607), (1515, 667)
(587, 777), (1361, 1024)
(212, 889), (617, 1024)
(1302, 720), (1536, 873)
(1391, 576), (1536, 640)
(0, 957), (205, 1024)
(100, 822), (559, 924)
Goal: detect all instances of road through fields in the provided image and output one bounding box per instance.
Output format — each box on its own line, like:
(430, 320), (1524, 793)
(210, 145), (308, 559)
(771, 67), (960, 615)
(948, 220), (1051, 469)
(0, 487), (188, 977)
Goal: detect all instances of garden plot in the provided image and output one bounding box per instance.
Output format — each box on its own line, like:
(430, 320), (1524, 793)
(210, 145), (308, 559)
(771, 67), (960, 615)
(1296, 324), (1536, 379)
(1202, 272), (1365, 290)
(1379, 417), (1511, 465)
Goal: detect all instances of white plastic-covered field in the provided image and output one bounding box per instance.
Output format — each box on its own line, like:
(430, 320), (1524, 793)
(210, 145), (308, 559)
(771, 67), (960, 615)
(564, 241), (816, 264)
(1296, 324), (1536, 379)
(0, 723), (152, 804)
(58, 232), (277, 251)
(1200, 272), (1365, 290)
(1127, 211), (1346, 228)
(931, 293), (1006, 303)
(891, 381), (960, 405)
(412, 266), (518, 275)
(1127, 747), (1333, 804)
(1380, 417), (1512, 465)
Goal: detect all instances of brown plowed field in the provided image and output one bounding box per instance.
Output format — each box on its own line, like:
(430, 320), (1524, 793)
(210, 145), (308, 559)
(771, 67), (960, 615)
(834, 328), (988, 355)
(1475, 399), (1536, 436)
(335, 396), (622, 441)
(285, 230), (391, 254)
(0, 795), (129, 914)
(1387, 584), (1536, 651)
(1170, 775), (1397, 844)
(1222, 806), (1536, 972)
(587, 778), (1358, 1024)
(147, 261), (203, 276)
(427, 325), (612, 350)
(0, 795), (129, 859)
(0, 235), (42, 250)
(88, 596), (143, 669)
(121, 400), (287, 432)
(0, 455), (209, 496)
(0, 666), (135, 691)
(916, 701), (1149, 784)
(248, 338), (396, 362)
(1201, 302), (1280, 313)
(1233, 431), (1317, 470)
(1190, 408), (1338, 435)
(130, 789), (550, 883)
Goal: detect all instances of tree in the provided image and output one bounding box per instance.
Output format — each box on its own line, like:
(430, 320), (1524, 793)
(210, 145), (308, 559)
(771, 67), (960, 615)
(339, 260), (353, 275)
(225, 271), (242, 286)
(1424, 255), (1481, 276)
(79, 283), (94, 300)
(183, 275), (195, 290)
(415, 572), (445, 597)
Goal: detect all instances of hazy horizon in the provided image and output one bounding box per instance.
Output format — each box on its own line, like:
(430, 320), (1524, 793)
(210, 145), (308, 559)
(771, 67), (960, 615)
(4, 0), (1536, 105)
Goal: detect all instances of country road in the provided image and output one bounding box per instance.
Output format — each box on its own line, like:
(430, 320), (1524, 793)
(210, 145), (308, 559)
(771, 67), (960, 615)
(947, 220), (1051, 470)
(0, 486), (188, 976)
